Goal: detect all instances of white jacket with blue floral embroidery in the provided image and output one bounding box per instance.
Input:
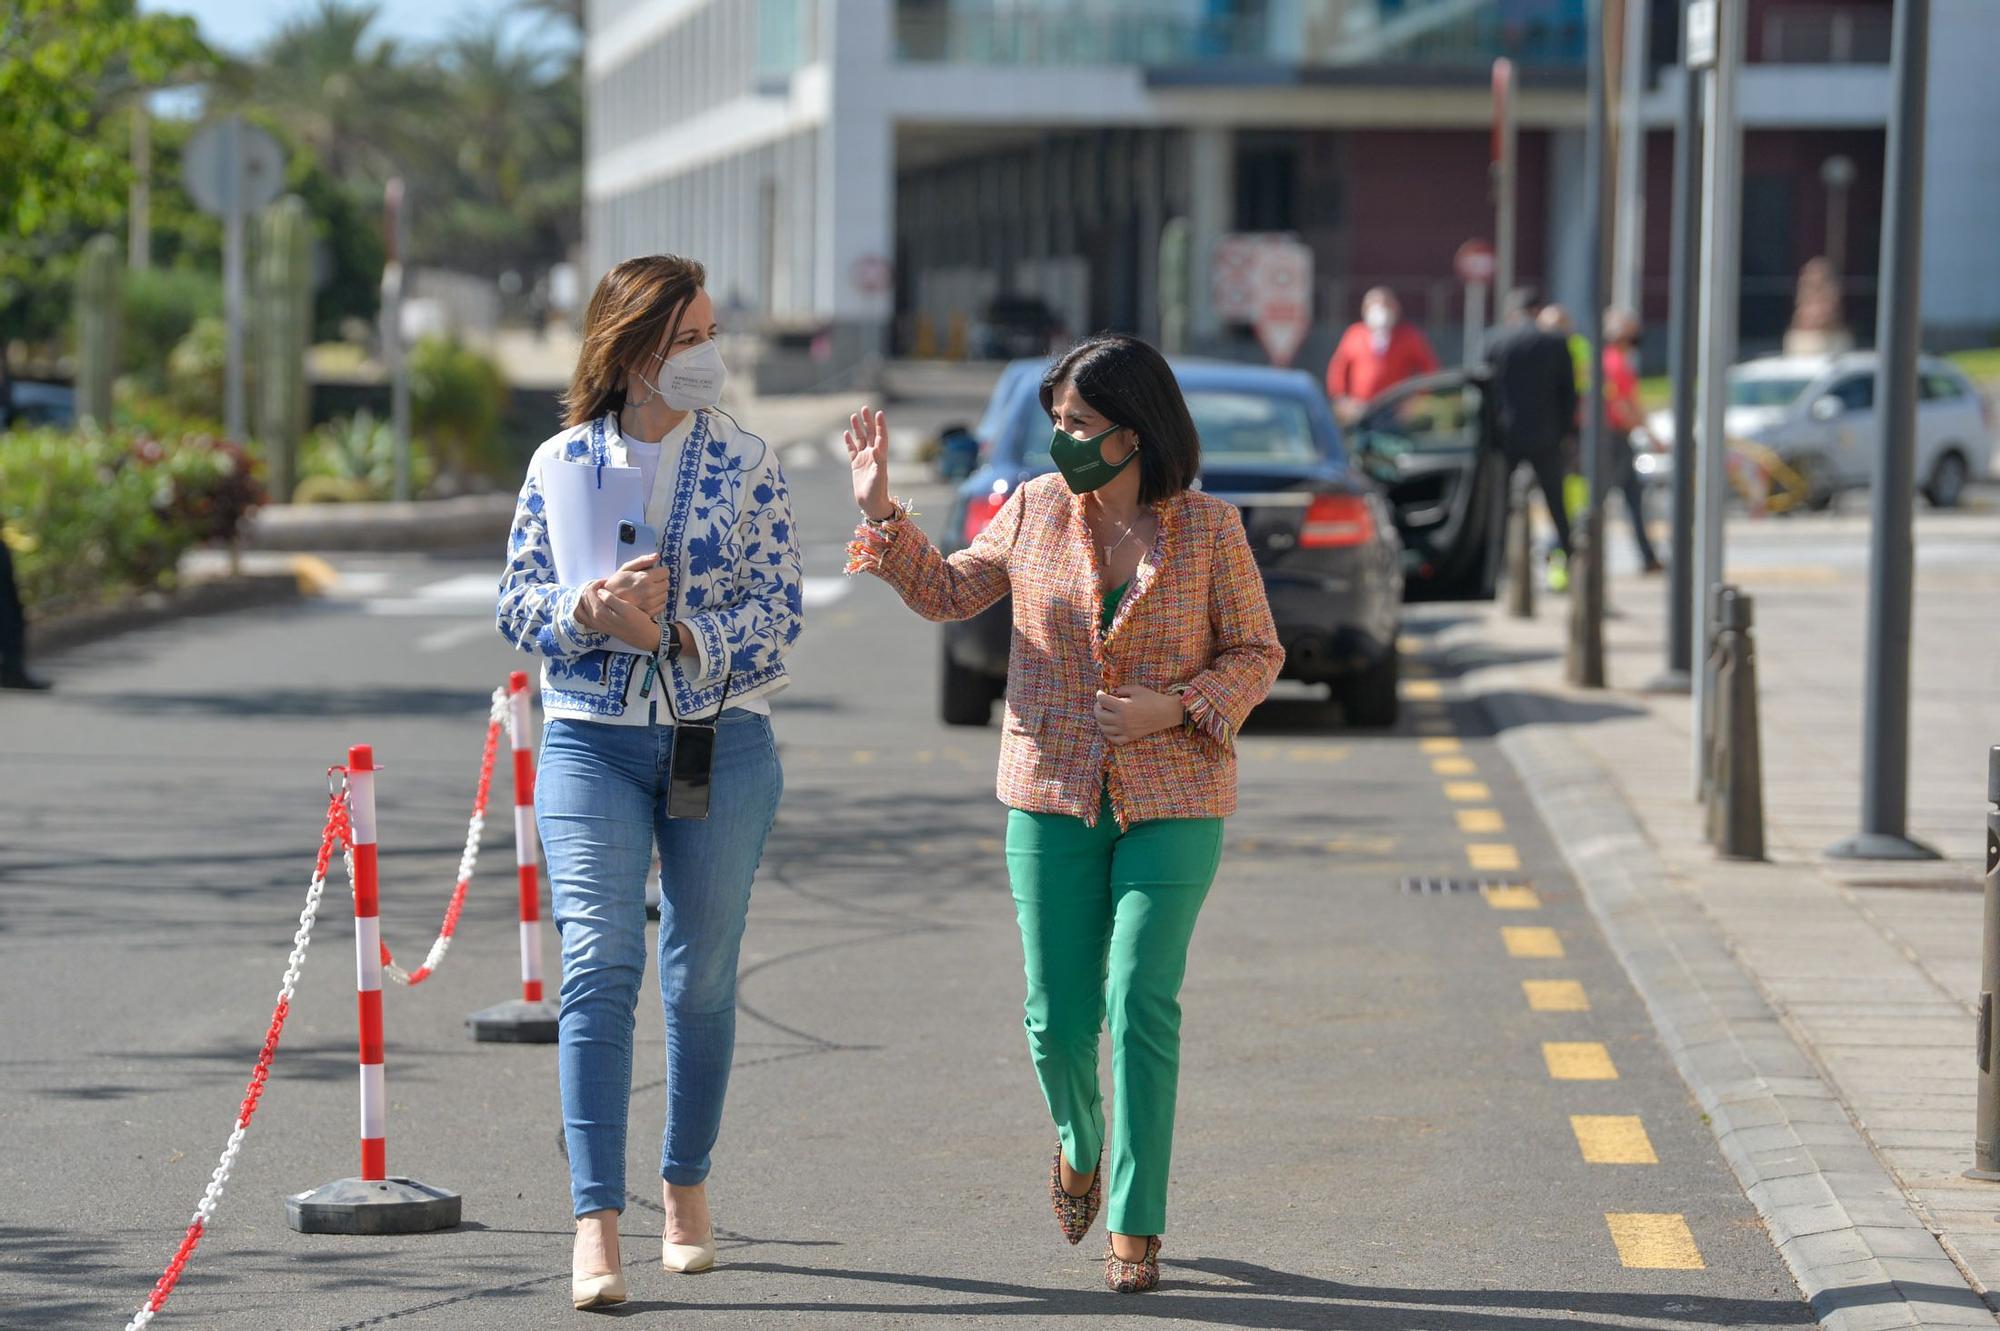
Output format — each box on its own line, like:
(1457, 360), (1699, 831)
(496, 409), (802, 724)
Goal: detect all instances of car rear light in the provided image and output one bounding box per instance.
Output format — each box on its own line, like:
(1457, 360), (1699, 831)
(963, 491), (1008, 542)
(1299, 493), (1376, 548)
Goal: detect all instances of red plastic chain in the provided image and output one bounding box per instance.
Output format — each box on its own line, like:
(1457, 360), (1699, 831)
(376, 708), (504, 985)
(129, 778), (353, 1328)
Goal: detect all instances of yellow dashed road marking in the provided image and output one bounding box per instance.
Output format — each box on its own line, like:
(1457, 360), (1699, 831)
(1325, 835), (1399, 856)
(1419, 737), (1462, 754)
(1444, 781), (1491, 802)
(1544, 1042), (1619, 1080)
(1571, 1116), (1659, 1164)
(1403, 681), (1443, 701)
(1482, 885), (1541, 911)
(1467, 842), (1522, 872)
(851, 749), (876, 765)
(1285, 745), (1351, 764)
(1523, 980), (1590, 1011)
(1397, 635), (1422, 654)
(1605, 1213), (1704, 1269)
(1456, 808), (1505, 834)
(290, 555), (340, 596)
(1502, 926), (1564, 959)
(1432, 756), (1477, 777)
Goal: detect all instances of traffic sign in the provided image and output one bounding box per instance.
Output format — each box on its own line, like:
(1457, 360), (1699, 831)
(1212, 234), (1314, 368)
(1455, 239), (1497, 285)
(1686, 0), (1717, 69)
(182, 117), (285, 219)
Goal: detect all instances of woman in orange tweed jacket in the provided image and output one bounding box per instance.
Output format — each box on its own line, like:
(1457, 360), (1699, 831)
(845, 334), (1284, 1295)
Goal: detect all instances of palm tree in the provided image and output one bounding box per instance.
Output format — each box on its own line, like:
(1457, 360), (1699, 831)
(249, 0), (435, 183)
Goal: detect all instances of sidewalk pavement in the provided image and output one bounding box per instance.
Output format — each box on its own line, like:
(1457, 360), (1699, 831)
(1441, 510), (2000, 1330)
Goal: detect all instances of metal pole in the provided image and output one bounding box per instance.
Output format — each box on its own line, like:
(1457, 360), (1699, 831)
(1689, 0), (1742, 798)
(1569, 0), (1610, 689)
(129, 105), (152, 272)
(1463, 280), (1489, 369)
(1645, 7), (1703, 695)
(222, 118), (246, 443)
(1970, 748), (2000, 1179)
(1494, 59), (1518, 309)
(1826, 0), (1939, 862)
(1614, 0), (1650, 314)
(384, 178), (412, 504)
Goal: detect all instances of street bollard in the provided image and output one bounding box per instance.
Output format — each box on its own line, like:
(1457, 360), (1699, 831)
(1968, 747), (2000, 1181)
(1705, 592), (1766, 860)
(1565, 524), (1605, 687)
(468, 672), (560, 1043)
(1699, 584), (1733, 811)
(1505, 468), (1535, 619)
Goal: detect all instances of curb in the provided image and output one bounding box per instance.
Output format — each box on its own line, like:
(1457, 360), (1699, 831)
(29, 569), (305, 659)
(1471, 676), (1999, 1330)
(244, 493), (516, 553)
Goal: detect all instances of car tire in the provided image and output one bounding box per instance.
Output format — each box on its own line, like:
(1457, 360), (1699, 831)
(1925, 449), (1969, 509)
(940, 642), (997, 727)
(1340, 645), (1401, 728)
(1790, 452), (1837, 513)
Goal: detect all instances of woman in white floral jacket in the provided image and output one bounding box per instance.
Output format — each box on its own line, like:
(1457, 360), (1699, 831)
(496, 255), (801, 1310)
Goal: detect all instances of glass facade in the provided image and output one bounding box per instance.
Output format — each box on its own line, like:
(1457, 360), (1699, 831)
(894, 0), (1586, 70)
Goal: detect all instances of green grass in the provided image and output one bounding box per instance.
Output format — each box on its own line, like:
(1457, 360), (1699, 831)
(1634, 348), (2000, 408)
(1949, 347), (2000, 387)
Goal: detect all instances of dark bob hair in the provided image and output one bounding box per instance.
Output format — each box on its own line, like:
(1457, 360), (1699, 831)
(1039, 335), (1200, 504)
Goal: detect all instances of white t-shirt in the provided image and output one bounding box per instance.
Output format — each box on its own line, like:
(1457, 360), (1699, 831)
(618, 415), (770, 716)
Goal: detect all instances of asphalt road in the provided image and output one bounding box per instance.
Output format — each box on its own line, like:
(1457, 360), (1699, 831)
(0, 398), (1816, 1329)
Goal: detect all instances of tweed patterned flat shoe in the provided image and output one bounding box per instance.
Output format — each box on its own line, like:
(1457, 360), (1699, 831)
(1104, 1235), (1162, 1293)
(1048, 1144), (1103, 1245)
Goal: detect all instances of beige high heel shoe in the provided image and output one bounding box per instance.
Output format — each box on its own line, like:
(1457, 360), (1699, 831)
(661, 1227), (716, 1273)
(570, 1269), (628, 1310)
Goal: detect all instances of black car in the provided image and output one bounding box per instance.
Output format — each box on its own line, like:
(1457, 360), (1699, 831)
(974, 295), (1064, 361)
(2, 381), (76, 429)
(1346, 368), (1508, 603)
(937, 358), (1407, 728)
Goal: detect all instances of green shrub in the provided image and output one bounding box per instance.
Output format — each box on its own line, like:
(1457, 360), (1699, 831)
(0, 425), (266, 617)
(165, 315), (228, 420)
(409, 336), (510, 480)
(122, 266), (221, 389)
(297, 410), (435, 502)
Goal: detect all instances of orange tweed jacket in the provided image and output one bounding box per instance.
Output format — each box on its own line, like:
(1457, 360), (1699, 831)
(848, 474), (1284, 828)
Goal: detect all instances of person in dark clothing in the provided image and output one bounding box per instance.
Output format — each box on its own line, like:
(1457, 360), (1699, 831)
(0, 373), (52, 691)
(1485, 287), (1578, 579)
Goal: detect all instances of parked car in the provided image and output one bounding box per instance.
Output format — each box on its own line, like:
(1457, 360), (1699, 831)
(936, 358), (1406, 728)
(932, 358), (1046, 481)
(1344, 368), (1508, 602)
(1640, 353), (1995, 509)
(973, 295), (1064, 360)
(2, 380), (76, 429)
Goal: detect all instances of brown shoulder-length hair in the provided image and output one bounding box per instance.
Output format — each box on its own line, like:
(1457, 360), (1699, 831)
(561, 254), (707, 428)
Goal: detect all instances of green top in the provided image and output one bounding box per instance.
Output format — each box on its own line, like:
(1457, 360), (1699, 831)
(1101, 580), (1130, 633)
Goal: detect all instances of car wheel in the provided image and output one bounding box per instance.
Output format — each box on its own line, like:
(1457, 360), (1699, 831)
(1340, 645), (1401, 728)
(1789, 452), (1837, 513)
(940, 641), (997, 727)
(1925, 449), (1969, 509)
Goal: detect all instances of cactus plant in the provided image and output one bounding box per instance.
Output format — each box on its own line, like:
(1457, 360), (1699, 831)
(1157, 217), (1190, 355)
(255, 195), (313, 501)
(74, 234), (122, 427)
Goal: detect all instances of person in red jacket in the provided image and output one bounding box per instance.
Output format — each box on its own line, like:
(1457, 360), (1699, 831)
(1325, 287), (1439, 425)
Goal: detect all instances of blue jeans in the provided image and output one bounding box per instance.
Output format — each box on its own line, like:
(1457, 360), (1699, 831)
(536, 710), (782, 1217)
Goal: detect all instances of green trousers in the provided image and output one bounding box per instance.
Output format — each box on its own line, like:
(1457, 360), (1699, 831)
(1005, 792), (1224, 1236)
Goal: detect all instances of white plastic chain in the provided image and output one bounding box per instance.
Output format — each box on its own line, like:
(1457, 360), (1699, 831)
(382, 686), (506, 986)
(124, 783), (352, 1331)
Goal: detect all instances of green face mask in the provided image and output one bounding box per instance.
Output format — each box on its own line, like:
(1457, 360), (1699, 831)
(1048, 423), (1136, 495)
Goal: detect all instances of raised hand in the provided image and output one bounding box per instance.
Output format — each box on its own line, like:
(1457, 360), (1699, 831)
(843, 406), (895, 521)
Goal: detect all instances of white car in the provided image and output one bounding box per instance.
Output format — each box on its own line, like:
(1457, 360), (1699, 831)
(1638, 352), (1995, 509)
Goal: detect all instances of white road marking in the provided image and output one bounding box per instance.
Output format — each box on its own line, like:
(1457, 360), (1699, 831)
(802, 577), (849, 609)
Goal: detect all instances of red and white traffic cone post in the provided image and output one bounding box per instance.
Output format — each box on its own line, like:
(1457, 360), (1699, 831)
(287, 745), (461, 1234)
(468, 672), (560, 1042)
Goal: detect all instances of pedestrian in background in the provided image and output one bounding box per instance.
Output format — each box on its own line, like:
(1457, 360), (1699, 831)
(496, 253), (803, 1311)
(1601, 306), (1662, 573)
(1488, 288), (1579, 590)
(845, 335), (1284, 1295)
(1325, 287), (1438, 426)
(0, 530), (50, 691)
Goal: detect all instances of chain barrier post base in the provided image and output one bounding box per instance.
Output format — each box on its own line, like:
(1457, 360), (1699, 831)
(1967, 747), (2000, 1181)
(468, 998), (560, 1043)
(285, 1177), (462, 1235)
(290, 745), (461, 1235)
(470, 672), (559, 1044)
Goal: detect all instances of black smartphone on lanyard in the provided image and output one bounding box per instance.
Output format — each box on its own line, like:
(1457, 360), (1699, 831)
(665, 655), (732, 821)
